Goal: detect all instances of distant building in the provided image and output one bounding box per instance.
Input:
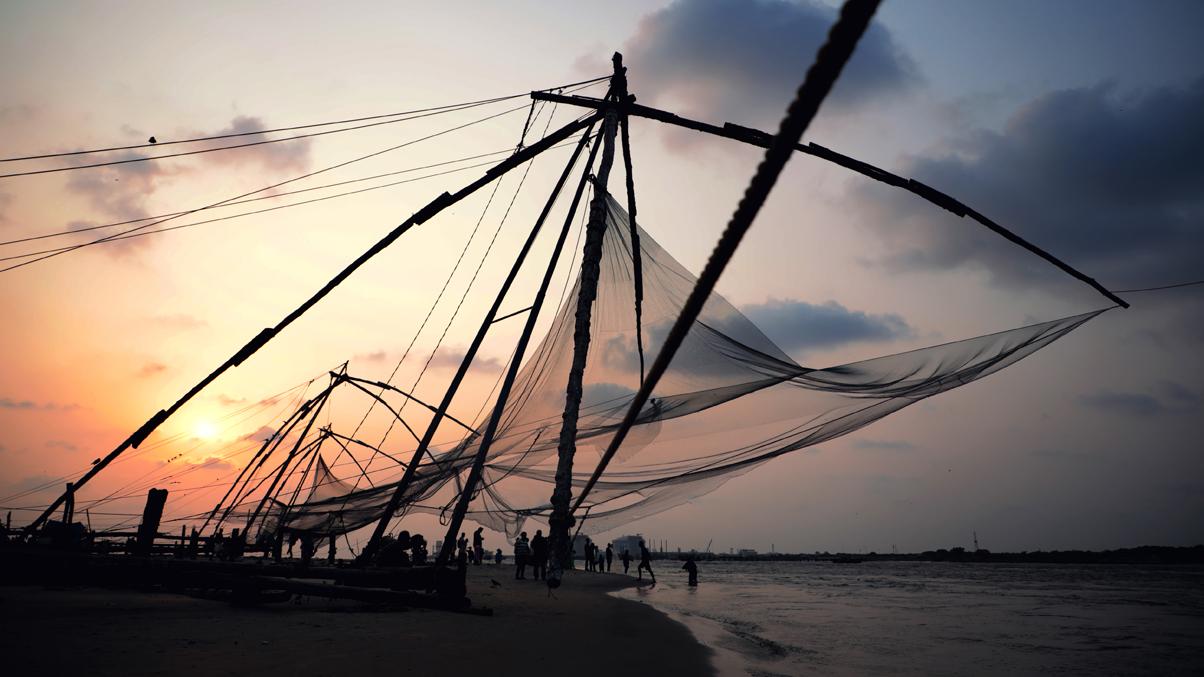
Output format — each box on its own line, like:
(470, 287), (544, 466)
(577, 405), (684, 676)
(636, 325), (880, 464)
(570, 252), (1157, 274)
(612, 534), (644, 558)
(737, 548), (758, 558)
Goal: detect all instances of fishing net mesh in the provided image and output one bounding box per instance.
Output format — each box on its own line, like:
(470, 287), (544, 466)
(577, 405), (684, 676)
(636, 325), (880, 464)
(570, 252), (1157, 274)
(279, 193), (1103, 539)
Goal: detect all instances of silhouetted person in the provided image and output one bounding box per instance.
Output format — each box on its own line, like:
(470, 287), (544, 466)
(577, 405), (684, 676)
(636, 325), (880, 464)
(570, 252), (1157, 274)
(596, 548), (605, 573)
(638, 540), (655, 583)
(189, 527), (200, 559)
(682, 556), (698, 587)
(494, 548), (504, 565)
(411, 533), (427, 565)
(621, 548), (632, 574)
(457, 532), (469, 563)
(530, 529), (548, 581)
(299, 532), (315, 566)
(514, 531), (530, 580)
(605, 543), (613, 572)
(472, 527), (485, 565)
(584, 538), (595, 572)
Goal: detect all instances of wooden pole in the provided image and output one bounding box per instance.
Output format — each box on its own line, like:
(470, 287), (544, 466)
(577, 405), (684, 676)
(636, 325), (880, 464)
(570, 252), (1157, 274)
(433, 122), (605, 567)
(23, 114), (596, 536)
(62, 482), (75, 525)
(244, 381), (334, 536)
(358, 119), (601, 562)
(547, 53), (626, 575)
(136, 488), (168, 556)
(530, 90), (1129, 310)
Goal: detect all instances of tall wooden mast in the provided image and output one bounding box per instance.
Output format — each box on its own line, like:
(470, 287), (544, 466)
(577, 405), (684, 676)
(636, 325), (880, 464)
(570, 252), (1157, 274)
(547, 53), (627, 573)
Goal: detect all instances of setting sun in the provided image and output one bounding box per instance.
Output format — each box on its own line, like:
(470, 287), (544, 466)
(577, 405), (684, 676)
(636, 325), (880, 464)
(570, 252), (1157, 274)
(194, 421), (217, 440)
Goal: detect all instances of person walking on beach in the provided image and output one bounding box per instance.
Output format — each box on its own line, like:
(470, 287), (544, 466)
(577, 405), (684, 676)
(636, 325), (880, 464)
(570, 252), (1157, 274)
(605, 543), (614, 572)
(682, 555), (699, 587)
(472, 527), (485, 565)
(583, 538), (594, 572)
(514, 532), (531, 580)
(530, 529), (548, 581)
(621, 548), (632, 574)
(596, 548), (606, 573)
(638, 540), (655, 583)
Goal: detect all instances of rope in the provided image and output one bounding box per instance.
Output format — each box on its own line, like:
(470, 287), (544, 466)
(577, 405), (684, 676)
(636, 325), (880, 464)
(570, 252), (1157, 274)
(572, 0), (882, 513)
(0, 76), (608, 167)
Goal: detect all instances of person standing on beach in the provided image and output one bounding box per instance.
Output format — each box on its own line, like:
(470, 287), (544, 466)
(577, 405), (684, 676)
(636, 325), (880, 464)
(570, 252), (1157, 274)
(597, 548), (606, 573)
(494, 548), (504, 565)
(605, 543), (614, 572)
(638, 540), (655, 583)
(682, 556), (699, 587)
(621, 548), (632, 574)
(530, 529), (548, 581)
(457, 532), (469, 563)
(514, 531), (530, 580)
(472, 527), (485, 565)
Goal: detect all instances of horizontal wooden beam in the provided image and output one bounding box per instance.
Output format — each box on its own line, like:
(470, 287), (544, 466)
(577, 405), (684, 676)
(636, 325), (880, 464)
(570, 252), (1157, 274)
(530, 91), (1128, 309)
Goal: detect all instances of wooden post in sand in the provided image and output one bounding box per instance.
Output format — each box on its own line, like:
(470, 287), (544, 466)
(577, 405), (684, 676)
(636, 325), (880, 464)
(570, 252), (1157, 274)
(135, 488), (168, 556)
(62, 482), (75, 525)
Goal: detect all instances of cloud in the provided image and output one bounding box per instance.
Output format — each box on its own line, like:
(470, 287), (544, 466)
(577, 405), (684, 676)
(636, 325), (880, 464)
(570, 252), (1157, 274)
(426, 348), (504, 373)
(741, 298), (912, 352)
(853, 439), (917, 451)
(244, 425), (276, 443)
(137, 362), (168, 378)
(187, 115), (312, 173)
(355, 350), (391, 364)
(216, 393), (248, 407)
(616, 0), (917, 131)
(1159, 380), (1200, 406)
(854, 77), (1204, 290)
(61, 114), (311, 259)
(45, 439), (79, 452)
(64, 153), (176, 257)
(0, 397), (79, 412)
(1079, 390), (1166, 417)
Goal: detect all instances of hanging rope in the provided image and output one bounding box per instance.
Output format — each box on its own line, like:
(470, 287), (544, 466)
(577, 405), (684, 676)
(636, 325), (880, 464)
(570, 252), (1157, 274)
(573, 0), (882, 514)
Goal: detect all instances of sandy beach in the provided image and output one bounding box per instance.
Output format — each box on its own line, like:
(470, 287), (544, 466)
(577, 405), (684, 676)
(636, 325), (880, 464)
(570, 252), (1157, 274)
(0, 565), (713, 676)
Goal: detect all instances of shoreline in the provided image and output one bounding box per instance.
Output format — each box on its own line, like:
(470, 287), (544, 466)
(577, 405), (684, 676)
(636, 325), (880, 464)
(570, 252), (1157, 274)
(0, 564), (714, 676)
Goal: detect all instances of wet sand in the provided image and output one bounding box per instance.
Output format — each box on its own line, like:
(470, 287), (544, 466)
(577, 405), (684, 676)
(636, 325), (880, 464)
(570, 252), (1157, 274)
(0, 565), (713, 676)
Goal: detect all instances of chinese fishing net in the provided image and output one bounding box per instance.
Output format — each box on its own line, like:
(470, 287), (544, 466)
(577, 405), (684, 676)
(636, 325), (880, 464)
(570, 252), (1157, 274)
(278, 193), (1105, 539)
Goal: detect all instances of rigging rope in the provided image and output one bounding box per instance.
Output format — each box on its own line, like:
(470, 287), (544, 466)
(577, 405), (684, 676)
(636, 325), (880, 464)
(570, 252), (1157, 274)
(572, 0), (882, 513)
(0, 75), (608, 168)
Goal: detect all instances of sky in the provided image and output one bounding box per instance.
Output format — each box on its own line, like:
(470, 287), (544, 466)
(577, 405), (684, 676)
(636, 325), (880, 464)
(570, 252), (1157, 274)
(1, 0), (1201, 554)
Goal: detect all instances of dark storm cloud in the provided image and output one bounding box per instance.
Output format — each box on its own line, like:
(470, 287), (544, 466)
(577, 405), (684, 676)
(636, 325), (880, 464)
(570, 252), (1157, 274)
(855, 77), (1204, 290)
(741, 298), (912, 352)
(619, 0), (917, 130)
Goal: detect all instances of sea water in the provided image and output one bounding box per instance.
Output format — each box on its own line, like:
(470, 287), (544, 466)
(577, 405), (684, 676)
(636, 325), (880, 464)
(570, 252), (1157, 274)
(611, 560), (1204, 676)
